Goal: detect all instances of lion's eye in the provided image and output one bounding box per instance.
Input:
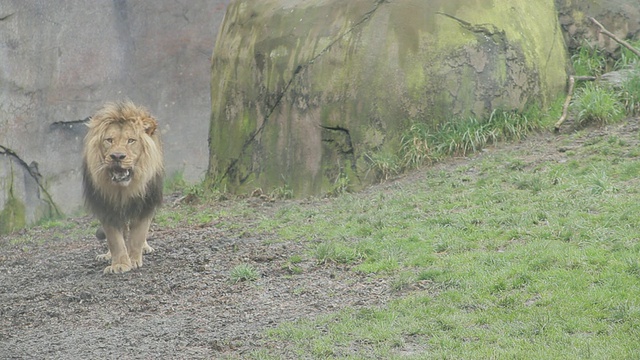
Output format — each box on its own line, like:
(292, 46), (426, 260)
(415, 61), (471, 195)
(127, 138), (137, 144)
(104, 138), (113, 144)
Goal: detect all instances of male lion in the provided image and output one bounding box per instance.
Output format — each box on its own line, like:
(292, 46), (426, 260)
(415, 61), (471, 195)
(82, 101), (164, 274)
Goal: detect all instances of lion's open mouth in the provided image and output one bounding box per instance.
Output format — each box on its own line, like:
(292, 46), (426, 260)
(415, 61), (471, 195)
(110, 167), (132, 183)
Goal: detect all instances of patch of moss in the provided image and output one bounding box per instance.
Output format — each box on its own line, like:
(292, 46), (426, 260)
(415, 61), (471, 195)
(0, 196), (26, 235)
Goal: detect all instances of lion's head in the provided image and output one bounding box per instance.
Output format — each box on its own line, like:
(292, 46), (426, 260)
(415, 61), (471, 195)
(83, 102), (163, 207)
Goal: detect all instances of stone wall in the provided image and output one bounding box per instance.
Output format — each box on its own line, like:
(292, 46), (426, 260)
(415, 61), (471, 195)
(0, 0), (228, 232)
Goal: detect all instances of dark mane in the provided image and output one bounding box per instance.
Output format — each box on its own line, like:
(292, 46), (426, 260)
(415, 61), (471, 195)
(82, 160), (163, 227)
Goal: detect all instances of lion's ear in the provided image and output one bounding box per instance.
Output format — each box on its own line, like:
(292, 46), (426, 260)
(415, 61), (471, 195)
(142, 117), (158, 136)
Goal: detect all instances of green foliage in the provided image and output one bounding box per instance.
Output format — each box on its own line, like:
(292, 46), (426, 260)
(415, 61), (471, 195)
(0, 196), (26, 235)
(619, 72), (640, 115)
(365, 151), (402, 181)
(327, 172), (351, 197)
(229, 263), (260, 284)
(614, 39), (640, 70)
(283, 255), (304, 275)
(572, 83), (625, 125)
(313, 241), (364, 265)
(163, 170), (188, 193)
(269, 184), (294, 200)
(572, 41), (608, 76)
(398, 109), (541, 168)
(399, 122), (434, 169)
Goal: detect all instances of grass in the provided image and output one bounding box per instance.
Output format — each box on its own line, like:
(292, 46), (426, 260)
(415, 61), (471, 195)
(619, 71), (640, 115)
(572, 83), (625, 126)
(229, 263), (260, 284)
(614, 39), (640, 71)
(246, 121), (640, 358)
(571, 41), (608, 77)
(367, 105), (558, 182)
(568, 40), (639, 127)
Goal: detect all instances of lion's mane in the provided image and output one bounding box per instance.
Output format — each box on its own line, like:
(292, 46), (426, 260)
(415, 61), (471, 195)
(82, 102), (164, 228)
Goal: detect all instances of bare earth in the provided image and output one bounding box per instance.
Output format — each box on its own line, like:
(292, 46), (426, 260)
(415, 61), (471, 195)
(1, 118), (638, 359)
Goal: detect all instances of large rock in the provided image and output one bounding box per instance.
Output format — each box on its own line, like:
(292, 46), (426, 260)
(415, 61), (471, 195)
(0, 1), (228, 233)
(208, 0), (569, 196)
(556, 0), (640, 53)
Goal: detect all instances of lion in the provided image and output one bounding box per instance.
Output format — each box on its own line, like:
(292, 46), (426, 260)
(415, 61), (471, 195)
(82, 101), (164, 274)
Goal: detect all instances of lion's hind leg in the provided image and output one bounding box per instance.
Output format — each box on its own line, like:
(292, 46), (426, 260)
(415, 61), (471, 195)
(94, 227), (111, 261)
(127, 216), (153, 269)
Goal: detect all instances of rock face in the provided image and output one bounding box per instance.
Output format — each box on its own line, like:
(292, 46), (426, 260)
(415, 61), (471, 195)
(208, 0), (569, 197)
(0, 1), (228, 233)
(556, 0), (640, 53)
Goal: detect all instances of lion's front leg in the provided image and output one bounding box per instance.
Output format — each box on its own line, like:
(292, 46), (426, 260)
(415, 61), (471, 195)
(102, 224), (132, 274)
(127, 216), (153, 269)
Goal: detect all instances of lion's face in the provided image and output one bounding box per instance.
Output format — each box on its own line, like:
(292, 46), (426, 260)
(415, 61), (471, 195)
(100, 121), (144, 186)
(83, 102), (163, 201)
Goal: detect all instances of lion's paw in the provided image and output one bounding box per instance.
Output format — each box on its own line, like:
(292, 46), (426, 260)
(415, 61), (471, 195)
(130, 255), (143, 269)
(96, 252), (112, 261)
(103, 263), (132, 274)
(143, 243), (155, 254)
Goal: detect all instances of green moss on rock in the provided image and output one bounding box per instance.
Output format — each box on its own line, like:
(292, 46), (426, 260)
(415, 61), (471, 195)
(208, 0), (568, 197)
(0, 196), (26, 235)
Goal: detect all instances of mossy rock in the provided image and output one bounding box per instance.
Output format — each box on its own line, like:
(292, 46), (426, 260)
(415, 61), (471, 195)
(208, 0), (569, 196)
(0, 155), (60, 234)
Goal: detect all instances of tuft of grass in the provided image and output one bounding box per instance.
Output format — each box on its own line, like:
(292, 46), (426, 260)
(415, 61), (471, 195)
(163, 170), (188, 193)
(572, 82), (624, 126)
(400, 123), (435, 169)
(269, 184), (294, 200)
(614, 39), (640, 70)
(619, 72), (640, 115)
(408, 109), (540, 161)
(327, 172), (351, 197)
(229, 263), (260, 284)
(368, 105), (551, 182)
(365, 151), (402, 182)
(572, 41), (608, 76)
(313, 241), (365, 265)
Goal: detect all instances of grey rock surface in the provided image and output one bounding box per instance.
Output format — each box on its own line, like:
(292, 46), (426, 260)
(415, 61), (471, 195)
(556, 0), (640, 53)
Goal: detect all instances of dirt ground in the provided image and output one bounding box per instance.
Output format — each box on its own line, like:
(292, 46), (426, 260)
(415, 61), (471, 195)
(1, 118), (638, 359)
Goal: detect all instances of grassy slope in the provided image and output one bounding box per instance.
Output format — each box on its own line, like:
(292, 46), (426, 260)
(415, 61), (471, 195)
(247, 120), (640, 359)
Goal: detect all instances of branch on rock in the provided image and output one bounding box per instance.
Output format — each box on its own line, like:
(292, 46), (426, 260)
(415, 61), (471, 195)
(589, 17), (640, 58)
(554, 75), (597, 132)
(554, 75), (576, 132)
(0, 145), (62, 217)
(436, 12), (504, 39)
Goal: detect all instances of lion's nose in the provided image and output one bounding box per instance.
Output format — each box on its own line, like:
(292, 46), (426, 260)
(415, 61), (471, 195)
(110, 153), (127, 161)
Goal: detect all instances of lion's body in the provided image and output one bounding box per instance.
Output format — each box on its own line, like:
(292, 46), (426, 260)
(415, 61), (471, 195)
(82, 102), (164, 274)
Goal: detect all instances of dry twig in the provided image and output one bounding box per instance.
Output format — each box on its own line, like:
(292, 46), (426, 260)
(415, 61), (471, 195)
(588, 17), (640, 58)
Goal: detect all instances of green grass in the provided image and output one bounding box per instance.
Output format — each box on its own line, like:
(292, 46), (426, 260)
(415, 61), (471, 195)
(614, 39), (640, 71)
(572, 82), (625, 126)
(369, 107), (556, 182)
(248, 123), (640, 358)
(620, 71), (640, 115)
(229, 263), (260, 284)
(571, 41), (608, 77)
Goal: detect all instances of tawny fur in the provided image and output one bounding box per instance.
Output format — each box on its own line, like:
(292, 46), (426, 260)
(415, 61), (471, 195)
(82, 101), (164, 274)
